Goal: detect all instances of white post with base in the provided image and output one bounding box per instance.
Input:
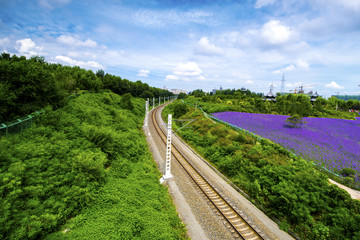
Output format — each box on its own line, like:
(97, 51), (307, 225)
(160, 114), (173, 183)
(144, 100), (149, 127)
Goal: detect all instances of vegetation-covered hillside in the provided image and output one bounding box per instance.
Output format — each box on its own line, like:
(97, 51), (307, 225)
(0, 92), (187, 240)
(0, 53), (187, 240)
(164, 100), (360, 240)
(0, 53), (173, 123)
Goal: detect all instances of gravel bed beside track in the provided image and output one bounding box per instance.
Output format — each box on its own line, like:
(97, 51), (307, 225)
(144, 105), (294, 240)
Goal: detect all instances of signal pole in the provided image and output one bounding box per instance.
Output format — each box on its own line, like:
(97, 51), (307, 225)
(144, 100), (149, 127)
(160, 114), (173, 183)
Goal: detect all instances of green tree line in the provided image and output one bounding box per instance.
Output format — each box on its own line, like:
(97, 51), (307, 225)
(0, 53), (173, 123)
(185, 88), (359, 119)
(164, 101), (360, 240)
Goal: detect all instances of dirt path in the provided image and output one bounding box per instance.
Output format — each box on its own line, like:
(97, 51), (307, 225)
(329, 179), (360, 200)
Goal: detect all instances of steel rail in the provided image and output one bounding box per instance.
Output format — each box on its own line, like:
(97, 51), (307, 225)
(151, 106), (265, 240)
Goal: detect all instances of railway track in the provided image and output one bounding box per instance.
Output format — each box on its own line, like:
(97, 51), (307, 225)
(151, 106), (265, 240)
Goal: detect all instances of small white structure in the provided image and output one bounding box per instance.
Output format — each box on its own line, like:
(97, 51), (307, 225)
(144, 100), (149, 127)
(160, 114), (173, 183)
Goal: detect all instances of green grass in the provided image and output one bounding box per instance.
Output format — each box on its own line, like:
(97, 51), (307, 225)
(0, 92), (187, 240)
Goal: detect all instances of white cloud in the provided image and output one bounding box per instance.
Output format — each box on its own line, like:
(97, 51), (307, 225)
(198, 75), (206, 81)
(132, 9), (213, 28)
(317, 0), (360, 12)
(295, 59), (310, 70)
(165, 62), (205, 82)
(38, 0), (71, 9)
(325, 81), (344, 89)
(255, 0), (276, 8)
(261, 20), (292, 45)
(0, 37), (9, 45)
(246, 80), (254, 84)
(174, 62), (202, 76)
(57, 35), (97, 48)
(55, 55), (103, 69)
(137, 69), (150, 77)
(165, 75), (179, 81)
(273, 59), (310, 73)
(194, 37), (223, 56)
(15, 38), (43, 56)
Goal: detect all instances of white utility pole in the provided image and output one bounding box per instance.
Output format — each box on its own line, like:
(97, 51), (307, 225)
(159, 96), (161, 106)
(153, 97), (155, 109)
(144, 100), (149, 127)
(160, 114), (173, 182)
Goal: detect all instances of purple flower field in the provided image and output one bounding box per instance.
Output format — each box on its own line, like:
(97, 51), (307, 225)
(212, 112), (360, 179)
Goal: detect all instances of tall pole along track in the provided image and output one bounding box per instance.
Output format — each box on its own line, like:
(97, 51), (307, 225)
(151, 106), (265, 240)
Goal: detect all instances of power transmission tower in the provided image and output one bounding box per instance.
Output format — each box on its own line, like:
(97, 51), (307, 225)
(281, 74), (285, 94)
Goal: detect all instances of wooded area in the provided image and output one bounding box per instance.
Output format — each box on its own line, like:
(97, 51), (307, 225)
(0, 52), (173, 123)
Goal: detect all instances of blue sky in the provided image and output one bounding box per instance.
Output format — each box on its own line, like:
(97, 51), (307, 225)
(1, 0), (360, 97)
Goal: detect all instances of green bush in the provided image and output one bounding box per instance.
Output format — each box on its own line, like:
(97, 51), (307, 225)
(0, 92), (187, 240)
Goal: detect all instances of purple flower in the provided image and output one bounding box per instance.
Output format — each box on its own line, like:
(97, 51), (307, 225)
(212, 112), (360, 183)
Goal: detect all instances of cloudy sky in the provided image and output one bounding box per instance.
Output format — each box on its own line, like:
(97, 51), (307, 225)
(1, 0), (360, 97)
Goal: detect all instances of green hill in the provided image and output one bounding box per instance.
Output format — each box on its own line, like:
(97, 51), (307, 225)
(0, 91), (186, 239)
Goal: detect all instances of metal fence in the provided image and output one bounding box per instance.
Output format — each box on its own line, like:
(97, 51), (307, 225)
(0, 111), (44, 137)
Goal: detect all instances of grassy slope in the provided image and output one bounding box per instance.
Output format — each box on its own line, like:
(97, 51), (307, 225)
(0, 92), (187, 240)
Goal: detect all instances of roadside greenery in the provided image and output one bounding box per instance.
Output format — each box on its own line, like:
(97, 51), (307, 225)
(164, 100), (360, 240)
(0, 92), (187, 240)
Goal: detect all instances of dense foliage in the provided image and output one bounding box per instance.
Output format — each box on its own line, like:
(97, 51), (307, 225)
(0, 53), (173, 123)
(164, 100), (360, 240)
(0, 92), (187, 240)
(186, 89), (359, 119)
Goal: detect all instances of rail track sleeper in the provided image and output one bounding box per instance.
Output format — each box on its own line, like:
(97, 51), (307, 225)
(242, 231), (255, 237)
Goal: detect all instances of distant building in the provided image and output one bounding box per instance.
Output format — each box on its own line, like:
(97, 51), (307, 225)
(310, 91), (319, 102)
(263, 89), (276, 101)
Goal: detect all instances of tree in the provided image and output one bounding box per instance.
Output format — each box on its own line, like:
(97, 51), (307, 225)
(340, 168), (356, 177)
(286, 114), (305, 128)
(121, 93), (134, 110)
(96, 69), (105, 79)
(177, 92), (187, 99)
(173, 103), (188, 119)
(190, 89), (205, 97)
(140, 90), (154, 99)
